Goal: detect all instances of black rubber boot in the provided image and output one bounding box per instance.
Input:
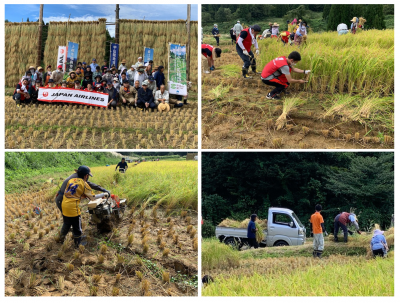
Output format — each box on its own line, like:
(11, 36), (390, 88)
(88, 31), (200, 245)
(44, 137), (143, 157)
(316, 251), (322, 258)
(312, 250), (317, 258)
(251, 65), (258, 74)
(242, 68), (252, 79)
(183, 99), (188, 105)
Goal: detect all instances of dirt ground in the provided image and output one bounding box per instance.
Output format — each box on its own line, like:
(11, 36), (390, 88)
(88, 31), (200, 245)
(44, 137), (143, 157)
(202, 44), (394, 149)
(4, 96), (198, 149)
(5, 189), (198, 296)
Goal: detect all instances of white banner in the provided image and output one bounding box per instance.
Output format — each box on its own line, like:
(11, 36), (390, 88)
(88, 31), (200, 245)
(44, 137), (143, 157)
(168, 43), (187, 96)
(57, 46), (67, 72)
(38, 87), (108, 107)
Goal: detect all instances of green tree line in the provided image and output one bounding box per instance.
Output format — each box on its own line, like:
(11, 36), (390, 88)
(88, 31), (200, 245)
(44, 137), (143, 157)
(202, 4), (392, 33)
(202, 152), (394, 237)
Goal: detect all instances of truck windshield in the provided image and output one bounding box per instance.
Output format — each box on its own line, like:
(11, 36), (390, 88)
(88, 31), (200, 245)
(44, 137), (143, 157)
(291, 212), (304, 228)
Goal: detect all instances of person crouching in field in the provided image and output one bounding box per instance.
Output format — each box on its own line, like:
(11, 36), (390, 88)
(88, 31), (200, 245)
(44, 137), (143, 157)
(104, 81), (118, 110)
(247, 214), (259, 249)
(370, 229), (389, 258)
(13, 77), (33, 107)
(278, 31), (291, 46)
(59, 166), (109, 248)
(334, 212), (361, 243)
(261, 51), (311, 100)
(310, 204), (328, 258)
(120, 79), (137, 108)
(136, 80), (156, 111)
(201, 44), (222, 74)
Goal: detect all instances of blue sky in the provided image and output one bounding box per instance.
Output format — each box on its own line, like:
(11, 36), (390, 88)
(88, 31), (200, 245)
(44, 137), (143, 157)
(5, 4), (198, 37)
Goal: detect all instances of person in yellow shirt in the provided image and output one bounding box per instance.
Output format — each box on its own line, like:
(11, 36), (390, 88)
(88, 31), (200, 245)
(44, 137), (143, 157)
(309, 204), (328, 258)
(60, 165), (109, 247)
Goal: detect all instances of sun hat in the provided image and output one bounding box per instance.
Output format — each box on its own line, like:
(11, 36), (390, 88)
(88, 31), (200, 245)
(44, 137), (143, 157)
(373, 229), (384, 236)
(158, 103), (170, 112)
(142, 80), (149, 86)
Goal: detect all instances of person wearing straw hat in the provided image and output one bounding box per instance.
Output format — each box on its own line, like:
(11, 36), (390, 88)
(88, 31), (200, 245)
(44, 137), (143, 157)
(201, 44), (222, 74)
(90, 58), (99, 72)
(136, 79), (156, 111)
(334, 212), (361, 243)
(119, 59), (128, 73)
(13, 77), (33, 107)
(50, 65), (65, 85)
(370, 229), (389, 258)
(59, 165), (110, 248)
(134, 57), (143, 70)
(236, 24), (261, 78)
(120, 79), (137, 108)
(28, 65), (36, 78)
(350, 17), (358, 34)
(134, 64), (147, 87)
(66, 71), (78, 88)
(127, 65), (136, 86)
(104, 81), (118, 110)
(271, 22), (280, 38)
(261, 51), (310, 100)
(33, 66), (44, 86)
(155, 84), (169, 108)
(212, 24), (220, 46)
(44, 65), (52, 86)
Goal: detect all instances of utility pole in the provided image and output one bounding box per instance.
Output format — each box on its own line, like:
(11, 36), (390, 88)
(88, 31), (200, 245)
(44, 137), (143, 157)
(186, 4), (191, 82)
(115, 5), (120, 44)
(37, 4), (44, 67)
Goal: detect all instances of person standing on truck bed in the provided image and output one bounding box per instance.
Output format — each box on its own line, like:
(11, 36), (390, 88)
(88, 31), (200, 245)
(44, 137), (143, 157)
(310, 204), (328, 258)
(247, 214), (259, 249)
(334, 212), (361, 243)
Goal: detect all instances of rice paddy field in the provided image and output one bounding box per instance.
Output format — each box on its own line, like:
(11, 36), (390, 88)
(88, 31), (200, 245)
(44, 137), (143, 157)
(202, 30), (394, 149)
(4, 97), (198, 149)
(202, 227), (394, 296)
(4, 161), (198, 296)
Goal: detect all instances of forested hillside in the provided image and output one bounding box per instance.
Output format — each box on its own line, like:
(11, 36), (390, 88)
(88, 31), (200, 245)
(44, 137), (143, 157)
(202, 152), (394, 237)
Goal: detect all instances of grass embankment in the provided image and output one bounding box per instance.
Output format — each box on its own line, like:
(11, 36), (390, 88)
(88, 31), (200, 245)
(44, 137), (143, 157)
(5, 152), (119, 193)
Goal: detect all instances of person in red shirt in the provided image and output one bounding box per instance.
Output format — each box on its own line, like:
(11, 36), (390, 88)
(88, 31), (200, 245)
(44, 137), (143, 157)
(13, 77), (33, 107)
(278, 31), (291, 45)
(45, 79), (55, 88)
(309, 204), (328, 258)
(261, 51), (311, 100)
(236, 24), (261, 78)
(201, 44), (221, 74)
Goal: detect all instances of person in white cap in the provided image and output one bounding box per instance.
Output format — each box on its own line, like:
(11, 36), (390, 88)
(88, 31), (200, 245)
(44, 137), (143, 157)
(134, 57), (143, 69)
(233, 20), (243, 37)
(370, 229), (389, 258)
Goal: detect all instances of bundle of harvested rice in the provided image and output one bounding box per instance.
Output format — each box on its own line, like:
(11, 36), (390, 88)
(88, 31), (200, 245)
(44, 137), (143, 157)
(255, 222), (264, 243)
(218, 218), (241, 228)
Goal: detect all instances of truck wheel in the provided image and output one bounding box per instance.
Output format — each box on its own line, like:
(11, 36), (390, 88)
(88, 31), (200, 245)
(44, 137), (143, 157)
(224, 237), (240, 250)
(274, 240), (289, 247)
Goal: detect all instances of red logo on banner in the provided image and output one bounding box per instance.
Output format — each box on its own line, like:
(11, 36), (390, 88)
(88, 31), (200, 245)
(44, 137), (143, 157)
(61, 49), (64, 54)
(43, 92), (48, 97)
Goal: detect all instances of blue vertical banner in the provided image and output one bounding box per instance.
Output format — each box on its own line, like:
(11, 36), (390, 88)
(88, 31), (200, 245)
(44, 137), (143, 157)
(66, 41), (79, 72)
(144, 47), (154, 64)
(110, 43), (119, 68)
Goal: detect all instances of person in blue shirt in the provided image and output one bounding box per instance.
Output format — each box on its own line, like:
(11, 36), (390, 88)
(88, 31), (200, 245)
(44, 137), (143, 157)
(370, 229), (389, 258)
(247, 214), (259, 249)
(212, 24), (219, 46)
(90, 58), (99, 72)
(153, 66), (165, 90)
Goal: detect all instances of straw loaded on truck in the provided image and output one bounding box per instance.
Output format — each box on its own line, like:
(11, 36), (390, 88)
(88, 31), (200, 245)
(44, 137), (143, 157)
(216, 207), (306, 249)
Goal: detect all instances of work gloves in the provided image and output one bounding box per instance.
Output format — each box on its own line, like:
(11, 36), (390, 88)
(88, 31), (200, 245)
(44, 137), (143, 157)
(255, 49), (260, 55)
(324, 231), (329, 236)
(243, 50), (249, 56)
(105, 191), (111, 198)
(305, 70), (311, 74)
